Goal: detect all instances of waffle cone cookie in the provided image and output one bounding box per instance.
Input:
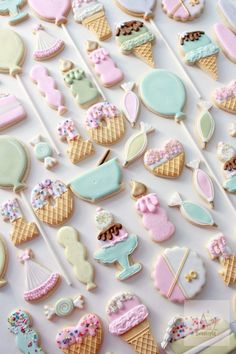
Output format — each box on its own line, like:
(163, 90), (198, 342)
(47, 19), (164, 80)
(56, 314), (103, 354)
(213, 80), (236, 114)
(86, 102), (125, 146)
(31, 179), (73, 226)
(219, 255), (236, 286)
(196, 54), (218, 80)
(107, 292), (159, 354)
(133, 41), (155, 67)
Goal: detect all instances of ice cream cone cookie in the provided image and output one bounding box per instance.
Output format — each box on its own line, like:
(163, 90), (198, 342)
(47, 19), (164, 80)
(217, 141), (236, 193)
(144, 140), (185, 179)
(152, 246), (206, 303)
(168, 192), (216, 228)
(0, 234), (8, 288)
(130, 180), (175, 242)
(179, 31), (220, 80)
(57, 226), (96, 291)
(56, 313), (103, 354)
(60, 59), (100, 109)
(1, 198), (39, 246)
(107, 292), (159, 353)
(214, 23), (236, 63)
(31, 179), (74, 226)
(86, 41), (123, 88)
(161, 0), (205, 22)
(196, 100), (215, 149)
(58, 119), (95, 164)
(72, 0), (112, 40)
(28, 0), (71, 26)
(161, 313), (236, 354)
(94, 208), (142, 281)
(85, 102), (125, 146)
(30, 135), (58, 169)
(44, 294), (84, 320)
(0, 94), (26, 131)
(218, 0), (236, 34)
(8, 309), (45, 354)
(0, 0), (28, 25)
(114, 0), (156, 20)
(121, 82), (140, 127)
(116, 21), (155, 67)
(32, 24), (65, 61)
(19, 248), (60, 302)
(213, 81), (236, 114)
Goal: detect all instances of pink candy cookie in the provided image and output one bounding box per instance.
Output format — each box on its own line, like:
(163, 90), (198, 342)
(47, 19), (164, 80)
(152, 246), (206, 303)
(162, 0), (205, 22)
(28, 0), (71, 26)
(214, 23), (236, 63)
(0, 94), (26, 131)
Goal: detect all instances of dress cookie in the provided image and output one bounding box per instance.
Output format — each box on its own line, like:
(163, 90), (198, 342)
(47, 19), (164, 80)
(44, 294), (84, 320)
(31, 179), (74, 226)
(57, 226), (96, 291)
(213, 81), (236, 114)
(162, 0), (205, 22)
(217, 142), (236, 193)
(0, 94), (26, 131)
(217, 0), (236, 33)
(0, 0), (28, 25)
(152, 246), (206, 303)
(214, 23), (236, 63)
(28, 0), (71, 25)
(30, 135), (58, 169)
(0, 234), (8, 287)
(121, 82), (140, 127)
(94, 208), (142, 280)
(114, 0), (156, 20)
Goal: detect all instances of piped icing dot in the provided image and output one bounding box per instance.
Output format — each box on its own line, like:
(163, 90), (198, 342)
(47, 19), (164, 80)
(86, 102), (119, 128)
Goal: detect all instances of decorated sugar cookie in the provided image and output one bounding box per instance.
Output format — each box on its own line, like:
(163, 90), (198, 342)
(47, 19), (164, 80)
(44, 294), (84, 320)
(213, 80), (236, 114)
(179, 31), (220, 80)
(0, 94), (26, 131)
(0, 234), (8, 288)
(0, 0), (28, 25)
(94, 208), (142, 280)
(214, 23), (236, 63)
(114, 0), (156, 20)
(218, 0), (236, 33)
(144, 139), (185, 178)
(130, 180), (175, 242)
(116, 21), (155, 67)
(162, 0), (205, 22)
(121, 82), (140, 127)
(28, 0), (71, 25)
(140, 69), (186, 121)
(229, 123), (236, 137)
(196, 100), (215, 149)
(152, 246), (206, 303)
(168, 192), (216, 228)
(30, 135), (58, 169)
(217, 141), (236, 193)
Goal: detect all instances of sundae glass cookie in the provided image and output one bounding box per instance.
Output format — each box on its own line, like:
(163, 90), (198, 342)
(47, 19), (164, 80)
(217, 142), (236, 193)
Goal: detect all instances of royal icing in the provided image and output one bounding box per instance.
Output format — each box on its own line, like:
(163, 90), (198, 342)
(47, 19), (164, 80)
(30, 64), (67, 115)
(33, 24), (65, 61)
(121, 82), (140, 127)
(196, 101), (215, 149)
(162, 0), (205, 22)
(1, 198), (21, 223)
(152, 247), (206, 303)
(217, 142), (236, 193)
(0, 94), (26, 131)
(8, 310), (45, 354)
(94, 208), (142, 280)
(57, 226), (96, 291)
(31, 179), (67, 209)
(44, 294), (84, 320)
(140, 69), (186, 121)
(207, 234), (231, 260)
(28, 0), (71, 25)
(72, 0), (103, 23)
(0, 0), (28, 25)
(0, 235), (7, 287)
(214, 81), (236, 103)
(214, 23), (236, 63)
(115, 0), (156, 19)
(218, 0), (236, 32)
(86, 101), (119, 128)
(30, 135), (57, 169)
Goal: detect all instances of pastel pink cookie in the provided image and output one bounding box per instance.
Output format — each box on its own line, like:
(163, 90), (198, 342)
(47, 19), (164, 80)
(218, 0), (236, 33)
(162, 0), (205, 22)
(214, 23), (236, 63)
(152, 247), (206, 303)
(0, 94), (26, 131)
(28, 0), (71, 25)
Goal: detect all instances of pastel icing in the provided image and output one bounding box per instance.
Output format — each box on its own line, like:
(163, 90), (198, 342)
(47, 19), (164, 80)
(72, 0), (103, 23)
(0, 135), (29, 192)
(162, 0), (205, 21)
(197, 109), (215, 147)
(0, 94), (26, 131)
(44, 294), (84, 319)
(140, 69), (186, 121)
(115, 0), (156, 18)
(121, 82), (140, 127)
(1, 199), (21, 223)
(214, 81), (236, 103)
(8, 310), (45, 354)
(152, 247), (206, 303)
(217, 142), (236, 192)
(214, 23), (236, 62)
(56, 314), (101, 350)
(207, 234), (231, 260)
(86, 101), (119, 128)
(31, 179), (67, 209)
(0, 0), (28, 25)
(28, 0), (71, 25)
(218, 0), (236, 32)
(135, 193), (175, 242)
(0, 235), (7, 287)
(58, 118), (79, 140)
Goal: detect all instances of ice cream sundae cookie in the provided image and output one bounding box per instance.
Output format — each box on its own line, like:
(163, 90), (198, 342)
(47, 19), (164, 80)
(0, 94), (26, 131)
(152, 246), (206, 303)
(218, 0), (236, 33)
(114, 0), (156, 20)
(213, 80), (236, 114)
(44, 294), (84, 320)
(116, 21), (155, 67)
(31, 179), (74, 226)
(217, 142), (236, 193)
(179, 31), (220, 80)
(214, 23), (236, 64)
(162, 0), (205, 22)
(94, 208), (142, 280)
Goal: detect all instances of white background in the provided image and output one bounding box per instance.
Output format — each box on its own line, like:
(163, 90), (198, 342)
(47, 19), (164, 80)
(1, 0), (236, 353)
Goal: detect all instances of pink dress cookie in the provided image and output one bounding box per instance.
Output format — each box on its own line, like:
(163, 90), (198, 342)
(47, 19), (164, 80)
(162, 0), (205, 22)
(214, 23), (236, 63)
(0, 94), (26, 131)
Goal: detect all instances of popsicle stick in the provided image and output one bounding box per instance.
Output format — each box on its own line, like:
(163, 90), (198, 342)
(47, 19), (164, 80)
(61, 24), (107, 101)
(19, 191), (72, 286)
(16, 75), (61, 156)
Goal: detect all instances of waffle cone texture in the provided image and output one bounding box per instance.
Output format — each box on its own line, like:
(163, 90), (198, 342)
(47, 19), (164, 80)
(62, 327), (103, 354)
(133, 42), (155, 67)
(220, 255), (236, 286)
(197, 54), (218, 80)
(82, 10), (112, 41)
(67, 137), (95, 164)
(215, 97), (236, 114)
(145, 152), (185, 178)
(11, 218), (39, 246)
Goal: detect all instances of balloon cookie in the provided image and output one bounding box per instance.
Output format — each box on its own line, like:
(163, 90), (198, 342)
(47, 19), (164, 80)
(0, 234), (8, 288)
(56, 313), (103, 353)
(0, 135), (29, 193)
(121, 82), (140, 127)
(31, 179), (74, 226)
(140, 69), (186, 122)
(0, 0), (28, 25)
(107, 292), (159, 354)
(217, 142), (236, 193)
(57, 226), (96, 291)
(8, 309), (45, 354)
(32, 24), (65, 61)
(19, 248), (60, 302)
(114, 0), (156, 20)
(161, 0), (205, 22)
(86, 41), (123, 87)
(44, 294), (84, 320)
(0, 29), (25, 76)
(0, 94), (26, 131)
(218, 0), (236, 33)
(58, 119), (95, 164)
(213, 80), (236, 114)
(130, 180), (175, 242)
(168, 192), (216, 228)
(72, 0), (112, 41)
(28, 0), (71, 26)
(85, 102), (125, 146)
(214, 23), (236, 64)
(196, 100), (215, 149)
(1, 199), (39, 246)
(94, 208), (142, 280)
(116, 21), (155, 67)
(152, 246), (206, 303)
(144, 139), (185, 178)
(179, 31), (220, 80)
(30, 135), (58, 169)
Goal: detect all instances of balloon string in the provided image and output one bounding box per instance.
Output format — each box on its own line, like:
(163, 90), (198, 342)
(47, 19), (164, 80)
(16, 75), (61, 156)
(61, 24), (107, 101)
(149, 19), (202, 100)
(19, 191), (72, 286)
(180, 121), (236, 215)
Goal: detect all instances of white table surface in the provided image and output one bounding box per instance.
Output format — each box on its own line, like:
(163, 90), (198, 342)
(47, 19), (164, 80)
(1, 0), (236, 353)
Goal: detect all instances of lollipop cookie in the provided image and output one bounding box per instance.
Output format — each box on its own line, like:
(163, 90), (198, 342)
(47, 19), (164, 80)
(217, 142), (236, 193)
(44, 294), (84, 320)
(0, 234), (8, 288)
(162, 0), (205, 22)
(0, 94), (26, 131)
(213, 80), (236, 114)
(214, 23), (236, 64)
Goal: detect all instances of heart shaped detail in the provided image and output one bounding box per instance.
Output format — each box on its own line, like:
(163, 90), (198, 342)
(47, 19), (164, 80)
(12, 218), (39, 246)
(144, 139), (185, 178)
